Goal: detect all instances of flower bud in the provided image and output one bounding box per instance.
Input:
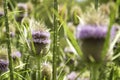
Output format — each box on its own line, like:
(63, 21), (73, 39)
(41, 63), (52, 80)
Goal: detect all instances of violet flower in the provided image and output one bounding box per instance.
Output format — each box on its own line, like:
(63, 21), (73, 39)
(11, 51), (21, 60)
(31, 30), (50, 56)
(76, 24), (117, 62)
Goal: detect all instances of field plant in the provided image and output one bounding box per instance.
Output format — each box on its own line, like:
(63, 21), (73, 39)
(0, 0), (120, 80)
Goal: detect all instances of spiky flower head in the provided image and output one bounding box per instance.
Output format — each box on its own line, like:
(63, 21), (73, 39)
(30, 19), (50, 57)
(80, 4), (109, 26)
(76, 4), (117, 62)
(0, 48), (9, 73)
(41, 62), (52, 80)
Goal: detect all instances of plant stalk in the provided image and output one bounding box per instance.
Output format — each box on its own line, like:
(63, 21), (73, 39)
(53, 0), (58, 80)
(37, 56), (41, 80)
(90, 64), (99, 80)
(3, 0), (14, 80)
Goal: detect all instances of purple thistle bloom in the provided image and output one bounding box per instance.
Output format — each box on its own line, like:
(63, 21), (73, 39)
(76, 24), (117, 62)
(76, 24), (116, 40)
(32, 31), (50, 45)
(31, 30), (50, 55)
(0, 59), (8, 72)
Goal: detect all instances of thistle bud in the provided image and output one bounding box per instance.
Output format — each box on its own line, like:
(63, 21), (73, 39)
(41, 63), (52, 80)
(76, 4), (117, 63)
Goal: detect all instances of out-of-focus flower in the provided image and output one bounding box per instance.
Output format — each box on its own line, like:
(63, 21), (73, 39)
(67, 71), (77, 80)
(76, 4), (117, 63)
(0, 48), (8, 73)
(41, 62), (52, 80)
(0, 59), (8, 72)
(15, 3), (28, 23)
(11, 50), (22, 67)
(11, 51), (21, 60)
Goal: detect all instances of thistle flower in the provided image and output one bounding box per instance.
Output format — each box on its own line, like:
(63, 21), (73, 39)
(11, 50), (21, 67)
(76, 4), (117, 62)
(11, 51), (21, 60)
(0, 59), (8, 72)
(66, 71), (77, 80)
(41, 62), (52, 80)
(0, 48), (8, 73)
(15, 3), (28, 23)
(30, 20), (50, 57)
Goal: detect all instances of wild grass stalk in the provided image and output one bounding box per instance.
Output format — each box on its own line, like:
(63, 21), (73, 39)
(3, 0), (14, 80)
(53, 0), (58, 80)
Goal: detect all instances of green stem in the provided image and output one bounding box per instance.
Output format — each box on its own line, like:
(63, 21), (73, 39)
(37, 56), (41, 80)
(53, 0), (58, 80)
(90, 64), (99, 80)
(95, 0), (98, 10)
(22, 55), (30, 80)
(3, 0), (14, 80)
